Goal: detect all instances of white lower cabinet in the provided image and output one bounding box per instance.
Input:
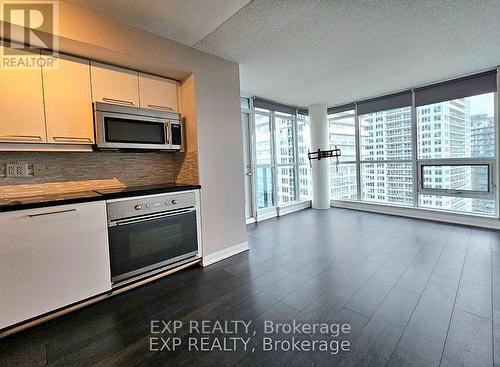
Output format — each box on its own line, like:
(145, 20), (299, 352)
(0, 201), (112, 329)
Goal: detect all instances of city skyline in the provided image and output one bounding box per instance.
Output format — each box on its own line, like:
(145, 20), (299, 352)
(251, 92), (495, 217)
(329, 92), (495, 216)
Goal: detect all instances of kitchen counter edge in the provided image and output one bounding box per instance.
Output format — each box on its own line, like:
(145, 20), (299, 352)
(0, 185), (201, 213)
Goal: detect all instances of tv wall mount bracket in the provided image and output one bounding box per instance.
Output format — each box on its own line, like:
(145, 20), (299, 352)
(307, 146), (342, 169)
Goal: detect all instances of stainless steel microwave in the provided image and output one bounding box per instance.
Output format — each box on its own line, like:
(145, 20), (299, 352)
(94, 102), (183, 150)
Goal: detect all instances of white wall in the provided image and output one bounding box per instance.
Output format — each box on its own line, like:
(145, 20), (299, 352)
(1, 2), (247, 257)
(309, 104), (330, 209)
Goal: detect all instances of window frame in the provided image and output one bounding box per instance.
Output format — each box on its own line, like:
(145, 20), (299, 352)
(251, 102), (312, 215)
(417, 159), (495, 199)
(328, 109), (359, 200)
(273, 110), (299, 206)
(357, 105), (414, 206)
(328, 69), (498, 218)
(254, 109), (277, 212)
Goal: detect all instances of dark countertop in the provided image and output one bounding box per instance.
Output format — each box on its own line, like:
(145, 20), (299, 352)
(93, 183), (201, 199)
(0, 183), (201, 213)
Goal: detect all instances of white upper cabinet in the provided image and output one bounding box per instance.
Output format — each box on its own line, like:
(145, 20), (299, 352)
(43, 54), (94, 144)
(0, 47), (46, 143)
(139, 73), (179, 112)
(0, 47), (181, 150)
(90, 61), (140, 107)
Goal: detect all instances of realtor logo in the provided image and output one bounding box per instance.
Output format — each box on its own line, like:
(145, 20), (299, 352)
(1, 0), (59, 69)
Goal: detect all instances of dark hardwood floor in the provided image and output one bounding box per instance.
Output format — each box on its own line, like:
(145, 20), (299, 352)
(1, 208), (499, 366)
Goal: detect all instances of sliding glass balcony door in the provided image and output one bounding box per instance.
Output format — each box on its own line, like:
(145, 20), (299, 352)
(255, 112), (275, 212)
(241, 110), (255, 221)
(243, 100), (312, 221)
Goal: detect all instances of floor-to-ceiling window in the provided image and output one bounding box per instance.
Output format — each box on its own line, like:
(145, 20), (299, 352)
(416, 91), (496, 215)
(275, 111), (297, 204)
(297, 111), (312, 200)
(329, 70), (498, 218)
(328, 106), (358, 200)
(358, 94), (413, 206)
(243, 97), (312, 220)
(254, 111), (274, 209)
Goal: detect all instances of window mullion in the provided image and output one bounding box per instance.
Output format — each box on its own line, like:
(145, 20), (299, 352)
(354, 104), (362, 201)
(293, 112), (300, 201)
(411, 91), (419, 207)
(271, 111), (278, 208)
(494, 70), (499, 218)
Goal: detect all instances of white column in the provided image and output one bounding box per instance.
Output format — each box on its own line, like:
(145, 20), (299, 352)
(309, 104), (330, 209)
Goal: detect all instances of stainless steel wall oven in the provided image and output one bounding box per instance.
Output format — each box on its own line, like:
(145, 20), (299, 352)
(106, 192), (199, 284)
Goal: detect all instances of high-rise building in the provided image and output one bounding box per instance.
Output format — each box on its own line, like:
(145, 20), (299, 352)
(471, 113), (495, 214)
(255, 113), (274, 209)
(418, 99), (472, 212)
(329, 111), (358, 200)
(275, 113), (296, 204)
(471, 114), (495, 158)
(297, 116), (313, 200)
(360, 107), (413, 205)
(330, 96), (495, 216)
(254, 111), (312, 208)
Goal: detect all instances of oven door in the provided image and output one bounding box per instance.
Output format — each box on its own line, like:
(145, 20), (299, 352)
(95, 111), (170, 150)
(108, 208), (198, 283)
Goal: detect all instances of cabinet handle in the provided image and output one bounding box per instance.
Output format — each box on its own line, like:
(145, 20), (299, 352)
(53, 137), (93, 143)
(0, 135), (43, 142)
(103, 97), (135, 106)
(148, 104), (174, 111)
(28, 209), (77, 218)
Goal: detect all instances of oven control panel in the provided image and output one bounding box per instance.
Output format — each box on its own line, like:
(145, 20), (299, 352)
(106, 192), (196, 221)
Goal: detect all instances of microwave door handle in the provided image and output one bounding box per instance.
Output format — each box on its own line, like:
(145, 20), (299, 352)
(166, 121), (170, 144)
(169, 122), (180, 146)
(180, 121), (184, 148)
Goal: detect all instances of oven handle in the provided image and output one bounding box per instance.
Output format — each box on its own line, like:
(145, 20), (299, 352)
(109, 207), (196, 227)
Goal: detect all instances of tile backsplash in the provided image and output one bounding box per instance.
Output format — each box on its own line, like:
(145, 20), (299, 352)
(0, 150), (199, 198)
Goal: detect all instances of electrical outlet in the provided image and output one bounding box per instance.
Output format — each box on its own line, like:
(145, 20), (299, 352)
(6, 164), (16, 177)
(5, 164), (28, 177)
(16, 164), (26, 176)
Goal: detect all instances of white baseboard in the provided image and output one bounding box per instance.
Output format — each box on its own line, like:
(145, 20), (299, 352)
(256, 209), (277, 222)
(246, 217), (256, 224)
(277, 200), (312, 216)
(331, 199), (500, 230)
(255, 200), (312, 223)
(202, 241), (249, 267)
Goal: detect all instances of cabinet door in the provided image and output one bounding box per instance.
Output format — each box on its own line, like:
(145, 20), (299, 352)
(139, 73), (178, 112)
(0, 201), (112, 329)
(0, 47), (46, 143)
(43, 54), (94, 144)
(90, 61), (139, 107)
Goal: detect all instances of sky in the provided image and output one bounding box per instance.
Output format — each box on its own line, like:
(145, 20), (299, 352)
(469, 93), (494, 117)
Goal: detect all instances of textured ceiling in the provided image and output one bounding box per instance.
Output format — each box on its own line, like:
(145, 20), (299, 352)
(194, 0), (500, 107)
(64, 0), (500, 108)
(64, 0), (251, 46)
